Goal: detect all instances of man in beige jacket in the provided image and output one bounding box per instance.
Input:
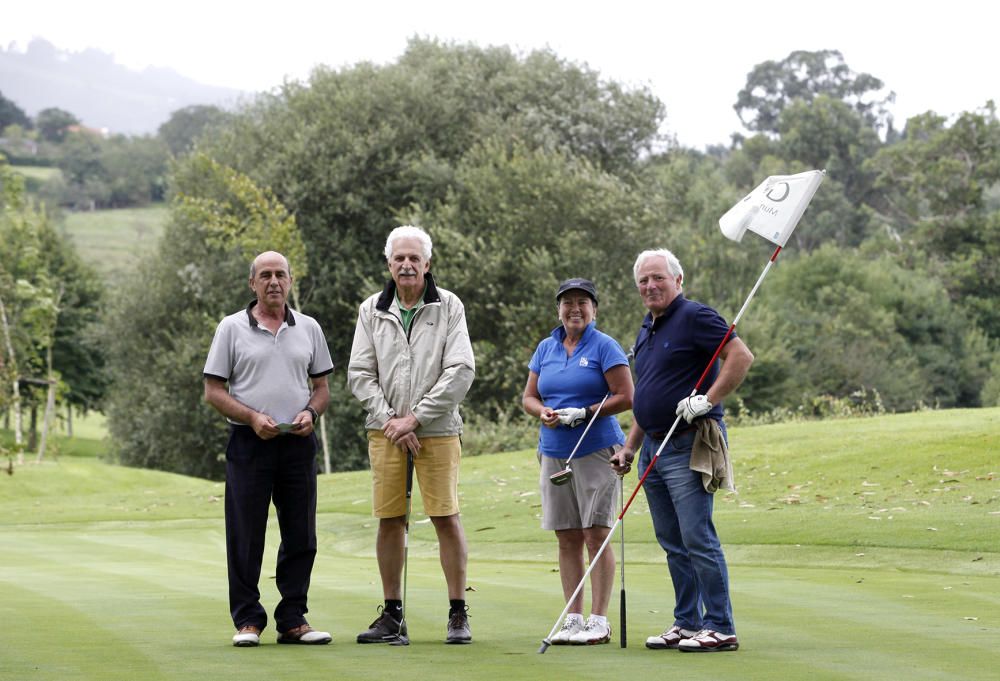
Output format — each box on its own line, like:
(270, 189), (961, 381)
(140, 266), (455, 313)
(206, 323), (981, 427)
(348, 225), (476, 645)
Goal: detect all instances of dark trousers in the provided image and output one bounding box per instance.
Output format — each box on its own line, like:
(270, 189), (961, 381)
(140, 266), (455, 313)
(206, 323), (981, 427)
(225, 425), (319, 633)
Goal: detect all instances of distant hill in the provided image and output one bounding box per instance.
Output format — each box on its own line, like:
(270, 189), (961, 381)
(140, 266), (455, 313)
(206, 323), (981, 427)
(0, 38), (246, 135)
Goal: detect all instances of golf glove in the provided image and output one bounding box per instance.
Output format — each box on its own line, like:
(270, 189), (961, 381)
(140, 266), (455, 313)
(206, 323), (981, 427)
(676, 395), (712, 423)
(554, 407), (588, 428)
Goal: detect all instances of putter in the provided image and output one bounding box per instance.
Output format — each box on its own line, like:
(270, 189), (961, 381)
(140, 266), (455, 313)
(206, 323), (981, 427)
(619, 474), (627, 648)
(388, 449), (415, 646)
(620, 349), (634, 648)
(549, 392), (611, 486)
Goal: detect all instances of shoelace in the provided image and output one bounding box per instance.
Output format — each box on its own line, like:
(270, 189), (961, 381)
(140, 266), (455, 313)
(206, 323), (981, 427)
(689, 629), (729, 642)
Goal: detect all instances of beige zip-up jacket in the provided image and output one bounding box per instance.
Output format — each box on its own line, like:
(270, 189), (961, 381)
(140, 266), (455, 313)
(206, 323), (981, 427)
(348, 273), (476, 436)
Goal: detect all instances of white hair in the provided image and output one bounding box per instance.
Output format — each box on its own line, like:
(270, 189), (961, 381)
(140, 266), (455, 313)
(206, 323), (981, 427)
(633, 249), (683, 285)
(384, 225), (433, 261)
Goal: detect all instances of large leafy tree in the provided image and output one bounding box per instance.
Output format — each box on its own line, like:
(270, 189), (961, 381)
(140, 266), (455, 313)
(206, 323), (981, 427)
(158, 105), (232, 156)
(741, 244), (992, 412)
(0, 160), (105, 457)
(47, 132), (168, 209)
(866, 105), (1000, 339)
(734, 49), (894, 136)
(35, 107), (79, 144)
(0, 90), (31, 130)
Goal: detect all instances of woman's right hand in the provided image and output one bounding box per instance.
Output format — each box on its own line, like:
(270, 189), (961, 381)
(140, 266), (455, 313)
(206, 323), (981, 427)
(539, 406), (561, 429)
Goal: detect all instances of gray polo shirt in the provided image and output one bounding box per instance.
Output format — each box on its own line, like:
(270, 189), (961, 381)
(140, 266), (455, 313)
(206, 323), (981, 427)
(204, 301), (334, 425)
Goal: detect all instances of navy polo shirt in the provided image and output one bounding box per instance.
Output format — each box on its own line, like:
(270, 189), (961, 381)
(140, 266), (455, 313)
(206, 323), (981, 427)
(632, 294), (734, 434)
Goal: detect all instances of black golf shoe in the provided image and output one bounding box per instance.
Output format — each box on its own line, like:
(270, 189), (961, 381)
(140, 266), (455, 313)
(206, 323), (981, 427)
(445, 606), (472, 644)
(357, 606), (406, 643)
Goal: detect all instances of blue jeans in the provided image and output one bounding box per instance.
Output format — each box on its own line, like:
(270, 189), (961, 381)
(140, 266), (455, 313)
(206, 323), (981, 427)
(639, 426), (735, 635)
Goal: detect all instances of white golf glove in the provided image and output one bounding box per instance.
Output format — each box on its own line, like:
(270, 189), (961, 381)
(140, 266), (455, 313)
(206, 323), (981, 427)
(676, 395), (712, 423)
(554, 407), (588, 428)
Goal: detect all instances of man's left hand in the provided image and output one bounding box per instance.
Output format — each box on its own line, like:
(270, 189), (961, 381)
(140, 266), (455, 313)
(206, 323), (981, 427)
(676, 395), (712, 423)
(292, 411), (314, 436)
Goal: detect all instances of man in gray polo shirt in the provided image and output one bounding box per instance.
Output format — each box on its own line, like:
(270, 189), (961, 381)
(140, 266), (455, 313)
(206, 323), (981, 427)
(204, 251), (334, 647)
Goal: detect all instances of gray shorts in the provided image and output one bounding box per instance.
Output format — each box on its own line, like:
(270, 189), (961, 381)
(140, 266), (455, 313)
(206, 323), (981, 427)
(538, 446), (619, 531)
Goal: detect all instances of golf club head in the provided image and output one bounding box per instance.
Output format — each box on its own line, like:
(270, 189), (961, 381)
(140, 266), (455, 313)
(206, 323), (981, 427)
(387, 633), (410, 646)
(549, 467), (573, 486)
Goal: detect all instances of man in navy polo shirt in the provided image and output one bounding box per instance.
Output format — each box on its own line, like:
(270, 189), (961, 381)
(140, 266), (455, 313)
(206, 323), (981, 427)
(204, 251), (334, 647)
(611, 248), (753, 653)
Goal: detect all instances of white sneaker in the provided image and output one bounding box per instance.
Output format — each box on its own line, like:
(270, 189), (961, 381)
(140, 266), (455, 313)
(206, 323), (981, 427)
(550, 615), (585, 644)
(568, 616), (611, 645)
(645, 625), (698, 649)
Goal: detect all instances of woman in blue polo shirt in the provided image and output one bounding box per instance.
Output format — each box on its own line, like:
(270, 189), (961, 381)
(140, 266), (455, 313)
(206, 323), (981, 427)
(522, 278), (634, 645)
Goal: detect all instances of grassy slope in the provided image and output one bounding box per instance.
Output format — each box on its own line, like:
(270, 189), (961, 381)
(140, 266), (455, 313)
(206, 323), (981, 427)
(10, 165), (60, 182)
(59, 205), (167, 279)
(1, 409), (997, 681)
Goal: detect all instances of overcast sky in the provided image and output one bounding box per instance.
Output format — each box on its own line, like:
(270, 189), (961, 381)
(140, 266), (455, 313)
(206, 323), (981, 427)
(4, 0), (998, 149)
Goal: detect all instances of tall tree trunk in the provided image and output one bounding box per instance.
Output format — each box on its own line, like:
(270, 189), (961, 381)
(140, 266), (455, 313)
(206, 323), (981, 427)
(320, 414), (331, 474)
(0, 295), (23, 459)
(66, 404), (73, 438)
(28, 404), (37, 454)
(37, 346), (56, 463)
(298, 291), (330, 474)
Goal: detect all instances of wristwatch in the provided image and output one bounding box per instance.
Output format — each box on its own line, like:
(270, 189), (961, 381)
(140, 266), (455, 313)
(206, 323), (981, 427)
(304, 405), (320, 423)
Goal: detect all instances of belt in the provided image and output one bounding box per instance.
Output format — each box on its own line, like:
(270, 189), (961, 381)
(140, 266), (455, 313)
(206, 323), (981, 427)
(647, 424), (695, 440)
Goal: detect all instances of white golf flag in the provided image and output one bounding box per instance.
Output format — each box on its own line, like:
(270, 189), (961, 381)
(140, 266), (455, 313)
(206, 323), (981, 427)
(719, 170), (825, 247)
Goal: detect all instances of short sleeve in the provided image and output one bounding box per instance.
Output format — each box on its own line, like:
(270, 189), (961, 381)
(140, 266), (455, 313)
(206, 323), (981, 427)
(203, 319), (233, 380)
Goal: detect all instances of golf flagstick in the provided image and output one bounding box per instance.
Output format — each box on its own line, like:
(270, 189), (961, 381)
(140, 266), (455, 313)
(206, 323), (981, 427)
(539, 170), (824, 653)
(619, 474), (627, 648)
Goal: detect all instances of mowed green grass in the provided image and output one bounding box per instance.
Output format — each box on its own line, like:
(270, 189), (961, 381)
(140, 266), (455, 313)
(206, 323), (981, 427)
(1, 409), (997, 681)
(11, 165), (61, 182)
(59, 205), (167, 279)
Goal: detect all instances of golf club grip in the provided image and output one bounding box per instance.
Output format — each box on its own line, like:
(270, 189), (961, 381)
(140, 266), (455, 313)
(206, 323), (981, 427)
(405, 450), (414, 495)
(620, 588), (627, 648)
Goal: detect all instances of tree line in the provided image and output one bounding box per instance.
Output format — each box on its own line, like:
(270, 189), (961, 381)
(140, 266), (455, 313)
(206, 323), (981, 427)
(4, 41), (999, 478)
(0, 96), (230, 209)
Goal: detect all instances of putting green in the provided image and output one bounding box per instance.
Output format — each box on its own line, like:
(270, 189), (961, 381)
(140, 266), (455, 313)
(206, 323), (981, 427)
(2, 409), (997, 680)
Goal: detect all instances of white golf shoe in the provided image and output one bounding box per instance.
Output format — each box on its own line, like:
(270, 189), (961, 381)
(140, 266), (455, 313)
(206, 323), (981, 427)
(568, 615), (611, 645)
(645, 625), (698, 649)
(232, 624), (262, 647)
(550, 615), (585, 644)
(277, 623), (332, 645)
(677, 628), (739, 652)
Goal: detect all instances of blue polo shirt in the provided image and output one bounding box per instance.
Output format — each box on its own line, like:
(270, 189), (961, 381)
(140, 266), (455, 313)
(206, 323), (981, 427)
(528, 321), (628, 458)
(632, 295), (734, 434)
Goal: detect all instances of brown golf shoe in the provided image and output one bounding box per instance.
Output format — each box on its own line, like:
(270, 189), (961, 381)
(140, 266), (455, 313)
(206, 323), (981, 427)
(232, 624), (262, 647)
(277, 623), (332, 645)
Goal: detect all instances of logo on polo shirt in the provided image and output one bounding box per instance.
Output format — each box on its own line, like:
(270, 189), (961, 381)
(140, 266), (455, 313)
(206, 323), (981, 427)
(579, 357), (589, 367)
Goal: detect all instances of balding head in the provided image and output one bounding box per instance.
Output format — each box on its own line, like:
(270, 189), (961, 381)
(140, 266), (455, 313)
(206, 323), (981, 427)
(250, 251), (291, 280)
(249, 251), (292, 312)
